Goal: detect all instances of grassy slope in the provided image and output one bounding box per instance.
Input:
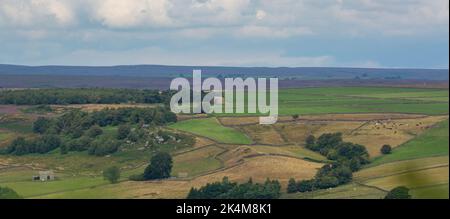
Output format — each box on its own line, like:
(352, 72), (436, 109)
(371, 120), (449, 166)
(169, 117), (252, 144)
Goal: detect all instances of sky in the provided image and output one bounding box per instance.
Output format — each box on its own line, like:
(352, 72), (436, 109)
(0, 0), (448, 68)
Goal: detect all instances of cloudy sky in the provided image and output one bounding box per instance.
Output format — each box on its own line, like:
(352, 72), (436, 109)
(0, 0), (448, 68)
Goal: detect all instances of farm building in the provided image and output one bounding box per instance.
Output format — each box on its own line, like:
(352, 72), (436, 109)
(33, 170), (55, 181)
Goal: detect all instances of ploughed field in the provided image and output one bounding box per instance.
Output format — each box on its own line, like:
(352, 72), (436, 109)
(0, 87), (448, 199)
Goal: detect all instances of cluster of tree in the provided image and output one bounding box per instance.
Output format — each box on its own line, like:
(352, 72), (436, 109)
(287, 133), (370, 194)
(305, 133), (370, 171)
(0, 88), (174, 105)
(288, 163), (353, 193)
(130, 152), (173, 181)
(0, 186), (21, 199)
(187, 177), (281, 199)
(32, 107), (177, 137)
(3, 135), (61, 155)
(384, 186), (411, 199)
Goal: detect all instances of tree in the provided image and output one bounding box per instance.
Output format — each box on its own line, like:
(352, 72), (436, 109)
(87, 125), (103, 138)
(380, 144), (392, 155)
(287, 178), (297, 193)
(33, 117), (51, 134)
(292, 114), (299, 120)
(297, 179), (315, 192)
(305, 135), (316, 149)
(0, 186), (21, 199)
(117, 125), (131, 140)
(144, 152), (173, 180)
(103, 166), (120, 184)
(385, 186), (411, 199)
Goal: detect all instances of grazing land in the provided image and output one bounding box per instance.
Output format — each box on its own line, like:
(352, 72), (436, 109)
(169, 117), (252, 144)
(0, 86), (448, 199)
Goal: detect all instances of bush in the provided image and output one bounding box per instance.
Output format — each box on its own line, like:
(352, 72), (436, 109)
(103, 166), (120, 184)
(287, 178), (297, 193)
(297, 179), (315, 192)
(66, 136), (92, 152)
(32, 117), (51, 134)
(314, 176), (340, 189)
(385, 186), (411, 199)
(380, 144), (392, 155)
(87, 125), (103, 138)
(117, 125), (131, 140)
(305, 135), (316, 150)
(6, 135), (61, 155)
(88, 139), (120, 156)
(128, 174), (145, 181)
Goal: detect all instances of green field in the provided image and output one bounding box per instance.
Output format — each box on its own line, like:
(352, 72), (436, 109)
(214, 87), (448, 116)
(371, 120), (449, 166)
(169, 118), (252, 144)
(0, 86), (448, 199)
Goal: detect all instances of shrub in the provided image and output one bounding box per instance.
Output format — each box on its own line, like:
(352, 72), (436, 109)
(88, 139), (120, 156)
(103, 166), (120, 184)
(87, 125), (103, 138)
(297, 179), (315, 192)
(117, 125), (131, 140)
(287, 178), (297, 193)
(385, 186), (411, 199)
(380, 144), (392, 155)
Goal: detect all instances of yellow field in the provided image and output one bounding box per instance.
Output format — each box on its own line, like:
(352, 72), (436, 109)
(354, 156), (449, 199)
(240, 125), (285, 145)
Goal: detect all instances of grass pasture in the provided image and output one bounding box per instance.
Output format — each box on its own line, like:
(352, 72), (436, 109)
(355, 156), (449, 199)
(371, 120), (449, 165)
(169, 117), (252, 144)
(172, 146), (225, 177)
(213, 87), (448, 116)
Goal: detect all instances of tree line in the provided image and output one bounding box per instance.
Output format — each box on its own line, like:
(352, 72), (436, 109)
(187, 177), (281, 199)
(0, 88), (174, 105)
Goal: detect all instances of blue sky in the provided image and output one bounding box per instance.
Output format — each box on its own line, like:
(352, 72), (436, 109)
(0, 0), (448, 68)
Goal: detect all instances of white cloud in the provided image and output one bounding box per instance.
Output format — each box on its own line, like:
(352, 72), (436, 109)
(0, 0), (447, 35)
(0, 0), (75, 27)
(90, 0), (173, 28)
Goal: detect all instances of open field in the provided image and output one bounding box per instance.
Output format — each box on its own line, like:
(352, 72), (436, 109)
(0, 154), (323, 199)
(0, 87), (448, 199)
(213, 87), (448, 116)
(240, 125), (285, 145)
(371, 120), (449, 165)
(169, 117), (252, 144)
(354, 156), (449, 199)
(172, 146), (225, 178)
